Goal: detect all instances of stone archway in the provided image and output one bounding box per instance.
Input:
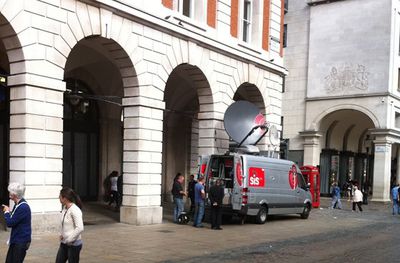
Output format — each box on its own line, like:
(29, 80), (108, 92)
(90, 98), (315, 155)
(162, 63), (213, 213)
(317, 109), (375, 195)
(64, 36), (136, 212)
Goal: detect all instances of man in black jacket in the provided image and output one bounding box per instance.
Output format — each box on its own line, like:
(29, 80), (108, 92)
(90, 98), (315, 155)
(209, 179), (224, 230)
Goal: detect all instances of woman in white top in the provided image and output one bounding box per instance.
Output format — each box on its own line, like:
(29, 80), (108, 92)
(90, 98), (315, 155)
(352, 185), (364, 212)
(56, 187), (84, 263)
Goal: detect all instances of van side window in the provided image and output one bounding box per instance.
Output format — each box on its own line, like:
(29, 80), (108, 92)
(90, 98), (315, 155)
(297, 173), (307, 189)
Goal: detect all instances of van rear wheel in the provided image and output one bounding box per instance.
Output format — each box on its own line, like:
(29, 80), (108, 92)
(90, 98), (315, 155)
(256, 207), (268, 224)
(300, 203), (311, 219)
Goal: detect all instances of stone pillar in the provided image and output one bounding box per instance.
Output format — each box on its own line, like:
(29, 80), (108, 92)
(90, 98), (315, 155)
(189, 119), (199, 175)
(9, 82), (64, 232)
(198, 118), (227, 156)
(397, 145), (400, 185)
(120, 104), (164, 225)
(299, 131), (322, 166)
(371, 141), (392, 202)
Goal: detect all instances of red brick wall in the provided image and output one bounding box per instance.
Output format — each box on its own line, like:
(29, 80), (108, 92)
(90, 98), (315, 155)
(162, 0), (173, 9)
(230, 0), (239, 38)
(207, 0), (217, 28)
(262, 0), (271, 51)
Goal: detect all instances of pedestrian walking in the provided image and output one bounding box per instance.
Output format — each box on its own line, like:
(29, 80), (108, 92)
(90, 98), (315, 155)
(391, 183), (400, 215)
(352, 185), (363, 212)
(209, 179), (224, 230)
(2, 182), (31, 263)
(330, 183), (342, 209)
(56, 187), (84, 263)
(108, 171), (120, 210)
(187, 174), (196, 213)
(171, 173), (186, 223)
(193, 176), (206, 228)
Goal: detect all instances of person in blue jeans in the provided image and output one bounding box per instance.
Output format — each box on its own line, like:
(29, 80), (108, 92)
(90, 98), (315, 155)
(331, 183), (342, 209)
(171, 173), (187, 223)
(391, 183), (400, 215)
(193, 176), (206, 228)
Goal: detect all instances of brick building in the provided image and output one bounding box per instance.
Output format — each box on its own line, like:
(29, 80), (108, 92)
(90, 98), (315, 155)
(0, 0), (286, 230)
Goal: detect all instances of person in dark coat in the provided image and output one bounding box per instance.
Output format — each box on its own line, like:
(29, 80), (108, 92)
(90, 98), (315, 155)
(209, 179), (224, 230)
(187, 174), (196, 213)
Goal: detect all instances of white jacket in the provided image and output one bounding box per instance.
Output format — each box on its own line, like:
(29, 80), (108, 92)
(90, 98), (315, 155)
(353, 189), (363, 203)
(60, 203), (84, 244)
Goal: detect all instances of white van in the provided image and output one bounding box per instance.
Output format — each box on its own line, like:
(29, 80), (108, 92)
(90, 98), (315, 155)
(199, 150), (312, 224)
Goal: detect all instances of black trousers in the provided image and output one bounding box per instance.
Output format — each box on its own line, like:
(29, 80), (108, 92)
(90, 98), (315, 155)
(352, 201), (363, 212)
(211, 205), (222, 229)
(108, 190), (120, 208)
(6, 242), (30, 263)
(55, 243), (82, 263)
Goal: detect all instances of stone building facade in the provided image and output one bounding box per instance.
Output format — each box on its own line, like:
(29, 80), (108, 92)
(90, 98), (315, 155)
(283, 0), (400, 201)
(0, 0), (286, 230)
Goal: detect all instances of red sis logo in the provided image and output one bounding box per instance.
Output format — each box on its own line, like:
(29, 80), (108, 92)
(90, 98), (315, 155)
(288, 165), (298, 190)
(248, 167), (265, 187)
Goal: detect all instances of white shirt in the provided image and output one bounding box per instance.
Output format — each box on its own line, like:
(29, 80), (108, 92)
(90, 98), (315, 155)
(110, 177), (118, 191)
(353, 189), (363, 203)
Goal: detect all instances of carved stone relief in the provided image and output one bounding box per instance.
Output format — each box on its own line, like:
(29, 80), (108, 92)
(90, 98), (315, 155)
(324, 64), (369, 94)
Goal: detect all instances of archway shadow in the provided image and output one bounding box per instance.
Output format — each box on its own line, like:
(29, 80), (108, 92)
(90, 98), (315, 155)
(81, 202), (120, 226)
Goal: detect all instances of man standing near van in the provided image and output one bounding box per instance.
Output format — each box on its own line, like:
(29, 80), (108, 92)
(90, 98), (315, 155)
(171, 173), (186, 223)
(193, 176), (206, 228)
(209, 179), (224, 230)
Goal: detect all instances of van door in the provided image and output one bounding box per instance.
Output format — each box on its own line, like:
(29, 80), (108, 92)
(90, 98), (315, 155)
(232, 155), (244, 211)
(198, 155), (209, 178)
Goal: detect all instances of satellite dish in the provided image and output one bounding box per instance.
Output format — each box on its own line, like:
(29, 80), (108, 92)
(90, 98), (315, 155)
(269, 125), (280, 146)
(224, 101), (268, 146)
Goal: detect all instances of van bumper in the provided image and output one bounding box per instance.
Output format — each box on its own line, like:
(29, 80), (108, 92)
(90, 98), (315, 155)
(239, 204), (261, 216)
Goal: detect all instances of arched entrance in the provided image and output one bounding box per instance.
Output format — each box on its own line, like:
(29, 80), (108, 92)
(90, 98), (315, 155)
(162, 63), (211, 207)
(233, 82), (269, 152)
(318, 109), (375, 195)
(64, 37), (126, 202)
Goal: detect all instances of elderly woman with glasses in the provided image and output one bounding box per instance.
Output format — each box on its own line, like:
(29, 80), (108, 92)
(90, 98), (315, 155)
(2, 182), (32, 263)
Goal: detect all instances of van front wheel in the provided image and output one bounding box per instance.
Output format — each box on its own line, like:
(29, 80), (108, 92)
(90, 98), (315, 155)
(300, 204), (311, 219)
(256, 207), (268, 224)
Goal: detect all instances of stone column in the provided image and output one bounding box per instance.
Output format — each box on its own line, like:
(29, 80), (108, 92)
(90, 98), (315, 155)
(299, 131), (322, 166)
(120, 104), (164, 225)
(9, 82), (64, 232)
(198, 118), (227, 156)
(371, 141), (392, 202)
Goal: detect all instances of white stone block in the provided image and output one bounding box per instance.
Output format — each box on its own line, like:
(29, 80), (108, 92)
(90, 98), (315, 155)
(67, 12), (84, 42)
(10, 114), (45, 129)
(87, 5), (101, 35)
(46, 4), (67, 23)
(25, 185), (61, 199)
(60, 0), (75, 11)
(76, 2), (92, 36)
(45, 116), (63, 131)
(28, 198), (61, 213)
(46, 47), (67, 69)
(60, 23), (76, 48)
(110, 14), (123, 40)
(45, 145), (62, 158)
(10, 129), (63, 145)
(31, 14), (60, 35)
(10, 143), (45, 157)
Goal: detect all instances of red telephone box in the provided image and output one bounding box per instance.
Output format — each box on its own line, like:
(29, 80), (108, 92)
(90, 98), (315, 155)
(300, 166), (320, 208)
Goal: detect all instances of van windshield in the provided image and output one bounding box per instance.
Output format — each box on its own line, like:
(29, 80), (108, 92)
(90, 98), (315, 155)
(208, 156), (234, 188)
(297, 173), (307, 189)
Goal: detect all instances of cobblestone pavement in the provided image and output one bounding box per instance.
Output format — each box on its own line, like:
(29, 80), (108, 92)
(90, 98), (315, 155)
(0, 198), (398, 262)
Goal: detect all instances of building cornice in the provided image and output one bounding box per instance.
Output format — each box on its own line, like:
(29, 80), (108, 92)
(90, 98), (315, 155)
(307, 0), (346, 6)
(85, 0), (288, 76)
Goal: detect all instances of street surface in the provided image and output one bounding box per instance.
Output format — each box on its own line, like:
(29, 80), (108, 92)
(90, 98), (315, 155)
(0, 198), (398, 262)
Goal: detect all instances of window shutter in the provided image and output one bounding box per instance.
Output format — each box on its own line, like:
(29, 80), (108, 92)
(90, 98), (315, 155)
(230, 0), (239, 38)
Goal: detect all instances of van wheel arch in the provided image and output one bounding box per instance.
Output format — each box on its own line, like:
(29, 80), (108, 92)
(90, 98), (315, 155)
(255, 205), (268, 224)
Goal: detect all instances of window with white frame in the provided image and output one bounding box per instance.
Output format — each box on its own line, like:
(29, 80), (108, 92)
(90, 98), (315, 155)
(242, 0), (252, 42)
